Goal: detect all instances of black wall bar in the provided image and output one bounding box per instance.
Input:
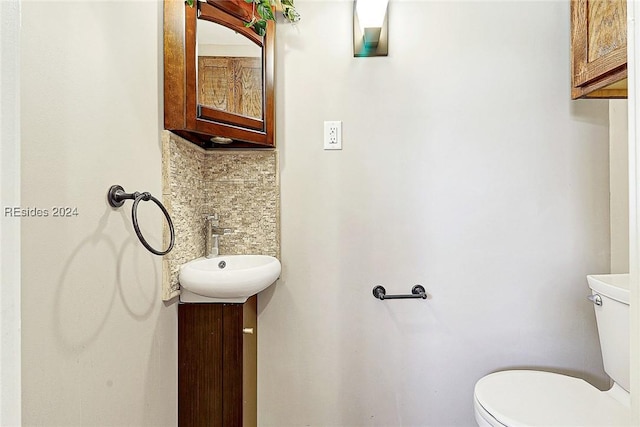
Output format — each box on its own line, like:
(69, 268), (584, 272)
(372, 285), (427, 301)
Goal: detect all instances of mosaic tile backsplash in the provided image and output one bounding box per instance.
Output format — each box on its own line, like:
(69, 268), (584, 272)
(161, 131), (280, 301)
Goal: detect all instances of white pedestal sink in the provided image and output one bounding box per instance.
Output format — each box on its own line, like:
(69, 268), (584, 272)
(178, 255), (281, 303)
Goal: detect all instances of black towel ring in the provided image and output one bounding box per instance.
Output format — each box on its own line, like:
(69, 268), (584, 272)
(107, 185), (175, 256)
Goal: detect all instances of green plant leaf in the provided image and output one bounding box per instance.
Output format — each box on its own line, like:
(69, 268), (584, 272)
(283, 6), (300, 22)
(186, 0), (194, 6)
(257, 2), (275, 21)
(253, 19), (267, 36)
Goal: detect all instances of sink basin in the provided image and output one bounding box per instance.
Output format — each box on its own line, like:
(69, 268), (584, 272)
(179, 255), (281, 303)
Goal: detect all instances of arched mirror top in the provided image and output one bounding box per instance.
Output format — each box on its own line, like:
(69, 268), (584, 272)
(198, 0), (265, 47)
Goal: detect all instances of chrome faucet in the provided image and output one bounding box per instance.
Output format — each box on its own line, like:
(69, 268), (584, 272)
(205, 214), (233, 258)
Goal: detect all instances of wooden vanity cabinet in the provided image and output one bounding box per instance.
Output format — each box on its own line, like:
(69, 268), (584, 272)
(571, 0), (627, 99)
(178, 296), (258, 427)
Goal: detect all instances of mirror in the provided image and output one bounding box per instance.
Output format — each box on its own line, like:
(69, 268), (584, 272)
(197, 19), (263, 121)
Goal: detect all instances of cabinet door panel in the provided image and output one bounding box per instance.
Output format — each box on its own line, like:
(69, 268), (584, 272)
(198, 57), (233, 112)
(571, 0), (626, 97)
(233, 58), (263, 119)
(198, 56), (263, 126)
(222, 304), (244, 426)
(179, 304), (224, 426)
(587, 0), (626, 61)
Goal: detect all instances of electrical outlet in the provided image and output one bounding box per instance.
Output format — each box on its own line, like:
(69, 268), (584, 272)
(324, 121), (342, 150)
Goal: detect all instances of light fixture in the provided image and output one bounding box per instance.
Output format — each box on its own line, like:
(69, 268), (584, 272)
(353, 0), (389, 57)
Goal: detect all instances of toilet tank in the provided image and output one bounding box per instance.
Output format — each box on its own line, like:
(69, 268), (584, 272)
(587, 274), (630, 392)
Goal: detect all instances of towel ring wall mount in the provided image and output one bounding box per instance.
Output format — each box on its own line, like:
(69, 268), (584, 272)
(107, 185), (175, 256)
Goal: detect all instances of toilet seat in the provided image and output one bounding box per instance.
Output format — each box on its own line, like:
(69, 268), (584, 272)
(474, 370), (630, 427)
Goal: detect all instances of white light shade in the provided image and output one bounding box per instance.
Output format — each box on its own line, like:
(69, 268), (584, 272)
(355, 0), (389, 29)
(353, 0), (388, 57)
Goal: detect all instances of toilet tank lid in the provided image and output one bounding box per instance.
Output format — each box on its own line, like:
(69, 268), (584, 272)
(587, 274), (629, 304)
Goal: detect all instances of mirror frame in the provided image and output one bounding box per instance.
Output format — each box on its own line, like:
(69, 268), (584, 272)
(164, 0), (275, 148)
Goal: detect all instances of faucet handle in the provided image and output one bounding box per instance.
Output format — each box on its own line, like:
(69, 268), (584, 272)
(204, 214), (219, 226)
(211, 227), (233, 236)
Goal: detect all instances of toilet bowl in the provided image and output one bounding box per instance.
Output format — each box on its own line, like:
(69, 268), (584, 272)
(473, 274), (631, 426)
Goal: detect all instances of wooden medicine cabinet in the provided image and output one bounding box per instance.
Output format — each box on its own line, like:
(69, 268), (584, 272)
(571, 0), (627, 99)
(164, 0), (275, 148)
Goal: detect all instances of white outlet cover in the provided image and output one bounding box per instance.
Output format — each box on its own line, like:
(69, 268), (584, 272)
(324, 121), (342, 150)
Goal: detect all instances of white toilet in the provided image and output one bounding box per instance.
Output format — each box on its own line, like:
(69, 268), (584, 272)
(473, 274), (631, 426)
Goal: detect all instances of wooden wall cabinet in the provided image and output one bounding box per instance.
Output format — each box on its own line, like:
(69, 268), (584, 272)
(178, 296), (258, 426)
(571, 0), (627, 99)
(164, 0), (275, 148)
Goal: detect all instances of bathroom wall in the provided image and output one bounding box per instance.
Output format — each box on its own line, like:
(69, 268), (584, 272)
(260, 1), (611, 426)
(1, 0), (22, 423)
(162, 132), (280, 299)
(610, 100), (629, 273)
(20, 1), (176, 425)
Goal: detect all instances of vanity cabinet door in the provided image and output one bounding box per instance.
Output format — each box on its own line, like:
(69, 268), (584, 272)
(178, 303), (224, 426)
(178, 298), (258, 427)
(222, 296), (258, 426)
(571, 0), (627, 99)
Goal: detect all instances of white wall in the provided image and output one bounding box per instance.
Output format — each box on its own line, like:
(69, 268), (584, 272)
(627, 0), (639, 423)
(610, 100), (629, 273)
(260, 1), (611, 426)
(1, 0), (22, 425)
(20, 1), (176, 425)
